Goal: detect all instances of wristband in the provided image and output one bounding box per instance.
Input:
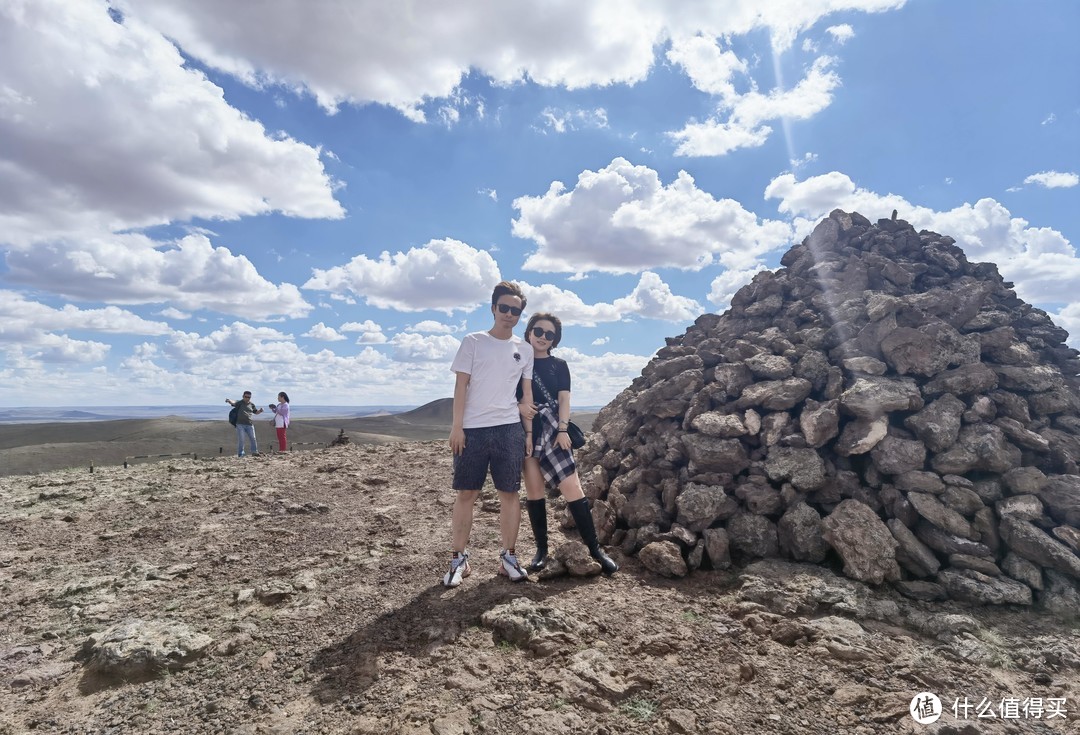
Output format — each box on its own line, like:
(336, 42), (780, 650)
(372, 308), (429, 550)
(557, 430), (569, 434)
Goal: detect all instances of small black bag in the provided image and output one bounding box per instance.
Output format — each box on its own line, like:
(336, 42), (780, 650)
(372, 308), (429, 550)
(565, 420), (586, 449)
(533, 374), (587, 450)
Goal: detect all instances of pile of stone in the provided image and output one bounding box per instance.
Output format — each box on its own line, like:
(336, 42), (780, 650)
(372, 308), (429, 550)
(579, 210), (1080, 611)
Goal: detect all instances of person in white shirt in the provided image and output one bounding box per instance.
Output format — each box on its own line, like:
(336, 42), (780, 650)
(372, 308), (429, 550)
(443, 281), (535, 587)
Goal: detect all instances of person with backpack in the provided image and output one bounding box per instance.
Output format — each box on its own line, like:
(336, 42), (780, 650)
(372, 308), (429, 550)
(226, 391), (263, 457)
(519, 312), (618, 575)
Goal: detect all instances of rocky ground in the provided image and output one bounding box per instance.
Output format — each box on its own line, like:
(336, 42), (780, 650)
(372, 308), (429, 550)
(1, 441), (1079, 734)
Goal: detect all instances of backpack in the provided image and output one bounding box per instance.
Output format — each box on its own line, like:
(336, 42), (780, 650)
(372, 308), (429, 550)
(228, 406), (239, 427)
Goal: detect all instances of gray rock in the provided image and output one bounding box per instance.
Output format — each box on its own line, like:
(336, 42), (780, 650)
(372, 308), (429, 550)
(931, 424), (1021, 474)
(870, 434), (927, 475)
(480, 598), (586, 653)
(552, 542), (603, 577)
(1038, 475), (1080, 526)
(904, 394), (965, 453)
(994, 417), (1051, 452)
(1002, 552), (1043, 590)
(894, 580), (947, 601)
(922, 363), (999, 397)
(764, 446), (826, 492)
(839, 376), (924, 418)
(948, 554), (1002, 577)
(1039, 569), (1080, 619)
(914, 520), (992, 558)
(736, 482), (783, 516)
(836, 416), (888, 456)
(675, 483), (739, 532)
(995, 495), (1044, 522)
(702, 527), (731, 569)
(777, 503), (828, 563)
(842, 356), (887, 375)
(81, 620), (213, 685)
(681, 434), (750, 476)
(993, 365), (1062, 392)
(821, 499), (901, 584)
(936, 569), (1032, 606)
(745, 353), (794, 380)
(690, 411), (748, 438)
(894, 471), (946, 494)
(880, 325), (955, 377)
(1002, 466), (1046, 496)
(941, 486), (985, 517)
(727, 511), (779, 559)
(736, 378), (813, 411)
(907, 491), (976, 540)
(999, 515), (1080, 579)
(800, 399), (840, 448)
(887, 519), (940, 577)
(1053, 525), (1080, 554)
(638, 541), (689, 578)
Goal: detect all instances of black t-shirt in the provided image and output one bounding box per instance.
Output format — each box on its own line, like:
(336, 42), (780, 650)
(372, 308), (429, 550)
(517, 355), (571, 404)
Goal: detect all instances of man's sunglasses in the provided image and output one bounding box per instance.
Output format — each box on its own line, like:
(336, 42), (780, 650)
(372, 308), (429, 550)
(531, 327), (556, 341)
(496, 303), (523, 316)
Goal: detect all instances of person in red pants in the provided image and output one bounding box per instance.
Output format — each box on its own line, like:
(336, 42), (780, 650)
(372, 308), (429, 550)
(269, 392), (291, 452)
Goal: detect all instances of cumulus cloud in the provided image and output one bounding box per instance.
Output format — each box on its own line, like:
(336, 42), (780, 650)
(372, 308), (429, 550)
(668, 55), (841, 157)
(765, 170), (1080, 304)
(826, 24), (855, 43)
(520, 273), (700, 326)
(5, 233), (312, 320)
(666, 36), (748, 101)
(303, 238), (501, 313)
(0, 0), (343, 250)
(341, 319), (389, 344)
(553, 346), (653, 406)
(159, 307), (192, 320)
(405, 320), (461, 334)
(389, 333), (461, 363)
(591, 337), (610, 346)
(513, 158), (792, 274)
(113, 0), (906, 119)
(1023, 171), (1079, 189)
(304, 322), (347, 341)
(1051, 303), (1080, 348)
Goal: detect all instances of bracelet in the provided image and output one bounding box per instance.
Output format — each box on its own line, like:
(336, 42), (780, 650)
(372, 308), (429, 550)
(557, 430), (569, 434)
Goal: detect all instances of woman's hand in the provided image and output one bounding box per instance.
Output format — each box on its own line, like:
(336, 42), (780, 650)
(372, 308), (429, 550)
(524, 432), (533, 458)
(518, 401), (536, 421)
(555, 431), (572, 451)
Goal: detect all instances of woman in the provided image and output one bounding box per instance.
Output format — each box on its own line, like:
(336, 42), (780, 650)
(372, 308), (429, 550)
(520, 313), (618, 575)
(269, 392), (291, 452)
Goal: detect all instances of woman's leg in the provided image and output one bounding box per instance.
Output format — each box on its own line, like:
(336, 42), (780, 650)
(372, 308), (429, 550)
(276, 427), (287, 452)
(563, 473), (618, 575)
(523, 458), (549, 570)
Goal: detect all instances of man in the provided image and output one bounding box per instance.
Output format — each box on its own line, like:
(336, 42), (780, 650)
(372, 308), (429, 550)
(226, 391), (264, 457)
(444, 281), (535, 587)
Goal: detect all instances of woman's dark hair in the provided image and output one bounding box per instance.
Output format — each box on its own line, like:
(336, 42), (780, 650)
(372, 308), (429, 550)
(491, 281), (527, 310)
(278, 392), (290, 403)
(525, 312), (562, 349)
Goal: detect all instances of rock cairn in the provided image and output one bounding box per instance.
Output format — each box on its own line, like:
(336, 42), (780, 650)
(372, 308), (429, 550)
(580, 210), (1080, 610)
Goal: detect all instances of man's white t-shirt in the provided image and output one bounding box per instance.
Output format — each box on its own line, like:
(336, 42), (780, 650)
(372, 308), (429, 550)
(450, 331), (534, 428)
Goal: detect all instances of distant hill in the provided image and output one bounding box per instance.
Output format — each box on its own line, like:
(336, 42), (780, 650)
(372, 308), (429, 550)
(397, 397), (453, 423)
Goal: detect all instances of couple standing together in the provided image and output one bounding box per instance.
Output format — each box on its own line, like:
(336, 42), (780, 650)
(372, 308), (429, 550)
(443, 281), (618, 587)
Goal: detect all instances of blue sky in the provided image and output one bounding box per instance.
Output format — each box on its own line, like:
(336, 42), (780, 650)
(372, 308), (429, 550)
(0, 0), (1077, 408)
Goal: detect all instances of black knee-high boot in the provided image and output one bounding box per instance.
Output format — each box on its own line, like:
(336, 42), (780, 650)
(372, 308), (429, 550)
(526, 498), (548, 571)
(567, 497), (618, 575)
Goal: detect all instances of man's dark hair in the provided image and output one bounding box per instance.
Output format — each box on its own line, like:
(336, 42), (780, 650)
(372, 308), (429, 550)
(491, 281), (527, 310)
(525, 312), (562, 349)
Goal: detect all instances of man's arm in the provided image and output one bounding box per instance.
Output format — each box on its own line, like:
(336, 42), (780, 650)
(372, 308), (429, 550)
(520, 378), (534, 457)
(449, 371), (470, 455)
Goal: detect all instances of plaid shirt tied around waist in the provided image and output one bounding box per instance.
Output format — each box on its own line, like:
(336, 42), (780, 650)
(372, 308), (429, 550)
(532, 401), (576, 486)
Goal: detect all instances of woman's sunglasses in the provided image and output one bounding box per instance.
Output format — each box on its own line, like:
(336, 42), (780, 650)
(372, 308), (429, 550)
(531, 327), (557, 341)
(496, 304), (522, 316)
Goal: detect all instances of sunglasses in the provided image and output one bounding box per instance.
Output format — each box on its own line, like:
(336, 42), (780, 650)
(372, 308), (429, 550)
(531, 327), (556, 341)
(496, 303), (523, 316)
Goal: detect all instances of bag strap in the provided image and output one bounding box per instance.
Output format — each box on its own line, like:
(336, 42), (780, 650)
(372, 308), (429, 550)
(533, 370), (557, 406)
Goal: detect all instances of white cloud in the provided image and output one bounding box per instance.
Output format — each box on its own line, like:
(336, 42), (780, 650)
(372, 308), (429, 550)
(668, 55), (841, 157)
(159, 307), (191, 320)
(29, 333), (110, 364)
(765, 170), (1080, 304)
(1023, 171), (1079, 189)
(513, 158), (792, 274)
(553, 347), (653, 406)
(520, 273), (699, 326)
(0, 0), (343, 250)
(341, 319), (389, 344)
(826, 24), (855, 43)
(591, 337), (610, 346)
(304, 322), (347, 341)
(406, 320), (460, 334)
(303, 238), (501, 313)
(112, 0), (906, 119)
(1042, 113), (1057, 125)
(5, 233), (312, 320)
(666, 36), (748, 100)
(1051, 303), (1080, 348)
(539, 107), (609, 134)
(708, 265), (770, 311)
(479, 188), (498, 202)
(389, 333), (460, 363)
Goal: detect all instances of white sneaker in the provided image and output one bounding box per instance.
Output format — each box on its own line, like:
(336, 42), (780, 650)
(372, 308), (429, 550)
(442, 552), (471, 588)
(498, 550), (528, 582)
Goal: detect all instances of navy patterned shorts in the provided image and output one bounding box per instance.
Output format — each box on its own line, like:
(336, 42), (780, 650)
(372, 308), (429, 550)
(453, 423), (526, 493)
